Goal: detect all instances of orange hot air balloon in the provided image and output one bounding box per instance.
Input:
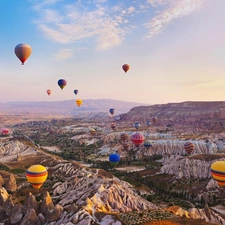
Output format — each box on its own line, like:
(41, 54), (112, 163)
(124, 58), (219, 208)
(14, 44), (32, 65)
(122, 64), (130, 73)
(47, 89), (52, 96)
(26, 165), (48, 189)
(76, 99), (82, 107)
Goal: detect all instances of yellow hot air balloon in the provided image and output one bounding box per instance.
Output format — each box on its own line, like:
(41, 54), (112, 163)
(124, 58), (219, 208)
(76, 99), (82, 107)
(26, 165), (48, 189)
(211, 161), (225, 187)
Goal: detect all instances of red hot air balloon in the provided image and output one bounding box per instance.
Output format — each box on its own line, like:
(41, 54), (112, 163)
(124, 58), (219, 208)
(151, 117), (158, 124)
(184, 141), (195, 156)
(14, 44), (32, 65)
(47, 89), (52, 96)
(0, 128), (9, 135)
(122, 64), (130, 73)
(131, 132), (144, 147)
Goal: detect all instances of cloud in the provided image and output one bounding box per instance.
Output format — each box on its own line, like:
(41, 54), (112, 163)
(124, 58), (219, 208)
(33, 2), (134, 50)
(144, 0), (206, 38)
(54, 48), (74, 60)
(31, 0), (206, 50)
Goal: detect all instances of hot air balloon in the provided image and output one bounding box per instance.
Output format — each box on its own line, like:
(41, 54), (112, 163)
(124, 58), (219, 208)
(109, 153), (120, 165)
(184, 141), (195, 156)
(122, 64), (130, 73)
(76, 99), (82, 107)
(131, 133), (145, 148)
(134, 122), (140, 130)
(26, 165), (48, 189)
(14, 44), (32, 65)
(144, 140), (153, 149)
(47, 89), (52, 96)
(0, 128), (9, 135)
(120, 133), (129, 142)
(89, 128), (96, 136)
(115, 116), (120, 121)
(111, 123), (116, 130)
(123, 142), (130, 151)
(109, 108), (115, 116)
(146, 120), (151, 127)
(58, 79), (67, 90)
(211, 161), (225, 187)
(74, 90), (78, 95)
(151, 117), (158, 124)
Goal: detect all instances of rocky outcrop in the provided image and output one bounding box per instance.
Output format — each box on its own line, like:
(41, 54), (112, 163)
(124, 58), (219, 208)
(5, 174), (17, 192)
(10, 205), (23, 224)
(20, 209), (38, 225)
(23, 192), (39, 213)
(0, 175), (4, 188)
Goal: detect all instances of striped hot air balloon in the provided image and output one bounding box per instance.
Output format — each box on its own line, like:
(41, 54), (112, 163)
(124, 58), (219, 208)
(120, 133), (129, 142)
(122, 142), (130, 151)
(184, 141), (195, 156)
(26, 165), (48, 189)
(131, 132), (145, 148)
(122, 64), (130, 73)
(144, 140), (153, 149)
(211, 161), (225, 187)
(76, 99), (82, 107)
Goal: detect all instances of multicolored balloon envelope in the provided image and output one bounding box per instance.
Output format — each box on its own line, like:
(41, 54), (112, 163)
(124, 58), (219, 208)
(131, 132), (145, 147)
(89, 128), (96, 136)
(109, 108), (115, 116)
(184, 141), (195, 156)
(151, 117), (158, 124)
(14, 43), (32, 65)
(144, 140), (153, 149)
(111, 123), (116, 130)
(211, 161), (225, 187)
(120, 133), (129, 142)
(109, 153), (120, 165)
(122, 64), (130, 73)
(47, 89), (52, 96)
(58, 79), (67, 90)
(26, 165), (48, 189)
(76, 99), (82, 107)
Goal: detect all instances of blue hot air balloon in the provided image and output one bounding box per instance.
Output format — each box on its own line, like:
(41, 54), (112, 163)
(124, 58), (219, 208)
(58, 79), (67, 90)
(134, 122), (140, 130)
(144, 140), (153, 149)
(109, 153), (120, 165)
(146, 120), (151, 127)
(109, 108), (115, 116)
(74, 90), (78, 95)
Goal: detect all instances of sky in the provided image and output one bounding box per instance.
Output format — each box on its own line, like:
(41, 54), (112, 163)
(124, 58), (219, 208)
(0, 0), (225, 105)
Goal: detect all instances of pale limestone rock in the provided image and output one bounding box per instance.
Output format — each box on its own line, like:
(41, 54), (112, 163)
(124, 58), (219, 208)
(0, 187), (9, 206)
(0, 175), (4, 187)
(5, 174), (17, 193)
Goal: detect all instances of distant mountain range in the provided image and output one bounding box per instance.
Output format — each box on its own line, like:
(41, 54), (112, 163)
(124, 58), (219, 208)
(0, 99), (148, 117)
(120, 101), (225, 130)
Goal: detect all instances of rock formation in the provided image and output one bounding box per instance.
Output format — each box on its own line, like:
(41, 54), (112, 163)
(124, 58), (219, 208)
(5, 174), (17, 193)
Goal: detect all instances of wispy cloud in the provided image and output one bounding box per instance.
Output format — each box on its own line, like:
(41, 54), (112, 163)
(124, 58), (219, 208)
(54, 48), (74, 60)
(30, 0), (206, 51)
(144, 0), (206, 38)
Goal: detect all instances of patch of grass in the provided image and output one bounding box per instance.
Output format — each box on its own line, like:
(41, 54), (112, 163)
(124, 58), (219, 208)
(10, 168), (26, 174)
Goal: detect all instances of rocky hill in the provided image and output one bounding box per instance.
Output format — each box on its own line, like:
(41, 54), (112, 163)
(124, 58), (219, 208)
(120, 101), (225, 131)
(0, 99), (146, 117)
